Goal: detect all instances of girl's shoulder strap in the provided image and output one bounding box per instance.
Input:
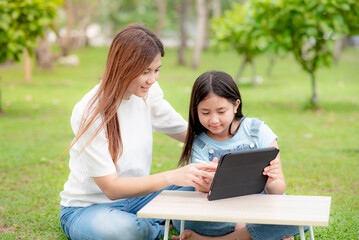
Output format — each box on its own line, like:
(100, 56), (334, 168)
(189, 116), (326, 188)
(249, 117), (263, 140)
(194, 134), (208, 151)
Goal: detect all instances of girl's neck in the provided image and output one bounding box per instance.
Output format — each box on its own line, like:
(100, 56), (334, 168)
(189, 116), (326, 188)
(206, 119), (241, 142)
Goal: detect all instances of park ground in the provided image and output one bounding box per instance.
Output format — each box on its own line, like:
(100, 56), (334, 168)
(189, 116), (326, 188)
(0, 47), (358, 239)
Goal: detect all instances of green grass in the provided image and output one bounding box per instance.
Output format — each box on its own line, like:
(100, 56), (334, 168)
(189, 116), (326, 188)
(0, 46), (358, 239)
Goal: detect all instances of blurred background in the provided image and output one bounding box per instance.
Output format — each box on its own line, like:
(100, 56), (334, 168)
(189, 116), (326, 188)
(0, 0), (358, 239)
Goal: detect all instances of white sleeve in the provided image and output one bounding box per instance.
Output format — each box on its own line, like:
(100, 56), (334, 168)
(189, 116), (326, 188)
(70, 100), (116, 178)
(258, 122), (278, 148)
(148, 82), (188, 134)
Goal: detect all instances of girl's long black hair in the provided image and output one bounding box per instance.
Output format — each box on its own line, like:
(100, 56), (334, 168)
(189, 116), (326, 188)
(178, 70), (244, 166)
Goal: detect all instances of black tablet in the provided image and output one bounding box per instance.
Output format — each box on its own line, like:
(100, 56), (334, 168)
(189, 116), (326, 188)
(207, 147), (279, 201)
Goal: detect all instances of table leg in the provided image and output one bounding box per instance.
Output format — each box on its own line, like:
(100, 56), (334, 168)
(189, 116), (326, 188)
(299, 226), (305, 240)
(309, 226), (315, 240)
(164, 219), (170, 240)
(180, 220), (185, 235)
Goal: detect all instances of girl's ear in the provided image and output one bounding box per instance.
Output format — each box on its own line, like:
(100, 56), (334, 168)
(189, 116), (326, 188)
(234, 99), (241, 113)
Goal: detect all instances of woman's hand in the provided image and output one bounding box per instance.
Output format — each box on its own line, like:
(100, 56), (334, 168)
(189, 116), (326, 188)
(168, 162), (217, 192)
(196, 157), (219, 192)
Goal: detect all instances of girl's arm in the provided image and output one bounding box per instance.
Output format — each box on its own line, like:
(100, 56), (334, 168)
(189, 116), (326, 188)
(263, 140), (286, 194)
(93, 162), (217, 200)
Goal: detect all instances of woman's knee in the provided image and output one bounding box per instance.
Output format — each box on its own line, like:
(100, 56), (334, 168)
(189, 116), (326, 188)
(61, 205), (163, 240)
(97, 218), (149, 240)
(67, 209), (150, 240)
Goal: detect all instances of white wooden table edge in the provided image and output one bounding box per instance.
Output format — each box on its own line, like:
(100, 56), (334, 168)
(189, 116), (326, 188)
(137, 190), (331, 240)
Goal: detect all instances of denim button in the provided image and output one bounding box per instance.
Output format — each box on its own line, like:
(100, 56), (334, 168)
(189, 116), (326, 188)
(209, 149), (214, 154)
(250, 143), (255, 148)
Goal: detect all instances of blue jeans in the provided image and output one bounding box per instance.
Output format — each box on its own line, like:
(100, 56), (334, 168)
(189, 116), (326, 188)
(60, 186), (306, 240)
(60, 185), (192, 240)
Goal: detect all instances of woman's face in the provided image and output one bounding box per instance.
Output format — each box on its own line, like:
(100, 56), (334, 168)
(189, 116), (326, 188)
(197, 93), (240, 140)
(124, 53), (162, 100)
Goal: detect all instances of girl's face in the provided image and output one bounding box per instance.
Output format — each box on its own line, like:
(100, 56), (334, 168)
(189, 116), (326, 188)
(197, 93), (240, 141)
(124, 53), (162, 100)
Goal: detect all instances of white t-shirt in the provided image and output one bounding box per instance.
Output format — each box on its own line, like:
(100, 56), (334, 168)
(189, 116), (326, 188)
(60, 82), (187, 207)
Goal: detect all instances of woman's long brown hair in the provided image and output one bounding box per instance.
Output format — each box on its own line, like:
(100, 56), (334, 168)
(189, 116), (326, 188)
(66, 24), (164, 166)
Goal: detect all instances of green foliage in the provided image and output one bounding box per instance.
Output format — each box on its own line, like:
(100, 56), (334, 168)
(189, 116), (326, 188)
(211, 2), (271, 63)
(0, 0), (62, 63)
(211, 0), (359, 105)
(212, 0), (359, 74)
(251, 0), (358, 74)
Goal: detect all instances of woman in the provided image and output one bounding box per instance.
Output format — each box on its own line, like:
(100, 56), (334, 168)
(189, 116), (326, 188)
(59, 24), (216, 240)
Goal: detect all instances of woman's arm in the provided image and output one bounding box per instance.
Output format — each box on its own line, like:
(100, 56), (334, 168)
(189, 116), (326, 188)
(167, 130), (187, 142)
(263, 140), (286, 194)
(93, 162), (217, 200)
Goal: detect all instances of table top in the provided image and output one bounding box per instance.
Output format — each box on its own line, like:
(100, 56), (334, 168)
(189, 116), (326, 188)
(137, 190), (331, 226)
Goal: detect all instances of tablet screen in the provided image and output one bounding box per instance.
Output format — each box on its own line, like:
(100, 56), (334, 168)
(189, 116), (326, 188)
(208, 147), (279, 201)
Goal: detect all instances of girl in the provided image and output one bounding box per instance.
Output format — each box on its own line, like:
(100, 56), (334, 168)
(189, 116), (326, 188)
(174, 70), (301, 240)
(59, 24), (217, 240)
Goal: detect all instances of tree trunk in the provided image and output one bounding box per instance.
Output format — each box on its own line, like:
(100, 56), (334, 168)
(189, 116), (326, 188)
(203, 3), (211, 50)
(266, 54), (276, 77)
(61, 0), (75, 56)
(24, 49), (32, 83)
(73, 0), (97, 49)
(35, 35), (53, 70)
(235, 55), (248, 83)
(251, 60), (257, 86)
(212, 0), (221, 18)
(192, 0), (207, 69)
(333, 36), (347, 64)
(156, 0), (167, 38)
(208, 0), (221, 49)
(178, 0), (189, 65)
(0, 77), (3, 114)
(310, 72), (318, 106)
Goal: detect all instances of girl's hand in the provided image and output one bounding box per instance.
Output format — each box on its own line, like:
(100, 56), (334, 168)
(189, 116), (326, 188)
(263, 140), (286, 194)
(263, 156), (282, 180)
(263, 156), (285, 194)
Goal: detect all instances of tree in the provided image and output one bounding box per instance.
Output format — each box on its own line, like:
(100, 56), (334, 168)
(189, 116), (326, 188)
(51, 0), (98, 57)
(212, 0), (359, 106)
(192, 0), (208, 69)
(211, 2), (271, 85)
(0, 0), (61, 114)
(0, 0), (61, 63)
(176, 0), (190, 65)
(251, 0), (359, 106)
(156, 0), (167, 38)
(96, 0), (158, 34)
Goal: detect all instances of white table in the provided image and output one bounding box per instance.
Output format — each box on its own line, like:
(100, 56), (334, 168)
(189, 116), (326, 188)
(137, 190), (331, 240)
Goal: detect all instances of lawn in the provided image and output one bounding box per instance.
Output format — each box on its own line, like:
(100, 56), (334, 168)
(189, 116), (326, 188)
(0, 46), (358, 239)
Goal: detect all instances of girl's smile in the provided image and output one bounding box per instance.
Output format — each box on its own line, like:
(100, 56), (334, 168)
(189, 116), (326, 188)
(197, 93), (240, 141)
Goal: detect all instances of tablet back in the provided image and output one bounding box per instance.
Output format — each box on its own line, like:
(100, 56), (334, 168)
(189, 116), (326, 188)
(207, 147), (279, 201)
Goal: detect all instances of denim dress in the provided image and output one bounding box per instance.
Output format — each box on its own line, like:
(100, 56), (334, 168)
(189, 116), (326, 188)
(178, 117), (307, 240)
